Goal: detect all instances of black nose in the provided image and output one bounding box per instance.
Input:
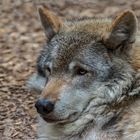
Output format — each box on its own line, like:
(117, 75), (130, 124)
(35, 99), (54, 115)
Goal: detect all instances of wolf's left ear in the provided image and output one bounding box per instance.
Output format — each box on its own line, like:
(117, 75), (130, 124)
(38, 6), (63, 41)
(105, 10), (137, 49)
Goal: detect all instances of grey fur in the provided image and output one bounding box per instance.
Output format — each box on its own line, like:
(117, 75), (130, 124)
(27, 73), (46, 94)
(28, 9), (140, 140)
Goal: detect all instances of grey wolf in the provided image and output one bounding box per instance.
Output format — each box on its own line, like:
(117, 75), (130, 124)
(28, 6), (140, 140)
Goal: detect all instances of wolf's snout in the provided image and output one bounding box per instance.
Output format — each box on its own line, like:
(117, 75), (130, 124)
(35, 99), (54, 115)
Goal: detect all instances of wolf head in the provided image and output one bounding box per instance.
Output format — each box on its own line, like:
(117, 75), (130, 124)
(28, 6), (138, 126)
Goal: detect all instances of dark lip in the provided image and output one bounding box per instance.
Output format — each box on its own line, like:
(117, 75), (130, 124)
(41, 115), (62, 123)
(43, 117), (57, 123)
(41, 114), (74, 124)
(41, 113), (79, 124)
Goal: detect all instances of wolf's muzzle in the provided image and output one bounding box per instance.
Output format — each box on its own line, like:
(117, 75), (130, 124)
(35, 99), (54, 115)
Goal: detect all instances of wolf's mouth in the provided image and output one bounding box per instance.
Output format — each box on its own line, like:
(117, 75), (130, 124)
(41, 115), (71, 124)
(41, 112), (79, 124)
(42, 116), (61, 123)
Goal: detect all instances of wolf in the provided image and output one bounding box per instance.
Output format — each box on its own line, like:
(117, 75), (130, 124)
(28, 6), (140, 140)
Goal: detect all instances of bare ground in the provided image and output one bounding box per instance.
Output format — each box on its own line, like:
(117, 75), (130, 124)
(1, 0), (140, 139)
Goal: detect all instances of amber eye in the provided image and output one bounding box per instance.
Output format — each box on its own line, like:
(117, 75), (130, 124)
(46, 67), (51, 73)
(76, 68), (88, 76)
(44, 65), (51, 76)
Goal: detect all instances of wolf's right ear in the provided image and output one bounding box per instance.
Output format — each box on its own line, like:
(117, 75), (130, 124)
(38, 6), (63, 41)
(105, 10), (137, 50)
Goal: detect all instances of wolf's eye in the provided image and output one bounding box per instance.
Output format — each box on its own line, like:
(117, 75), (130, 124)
(76, 68), (88, 76)
(44, 65), (51, 76)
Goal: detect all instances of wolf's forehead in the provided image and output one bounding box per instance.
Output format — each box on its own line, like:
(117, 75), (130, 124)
(50, 31), (99, 55)
(49, 19), (111, 59)
(49, 33), (110, 72)
(50, 32), (96, 65)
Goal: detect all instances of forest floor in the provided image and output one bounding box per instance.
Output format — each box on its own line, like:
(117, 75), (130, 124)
(1, 0), (140, 139)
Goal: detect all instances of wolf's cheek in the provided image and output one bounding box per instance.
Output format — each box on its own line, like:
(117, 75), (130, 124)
(53, 88), (92, 120)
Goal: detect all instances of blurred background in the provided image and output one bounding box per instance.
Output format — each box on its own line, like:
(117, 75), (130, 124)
(0, 0), (140, 139)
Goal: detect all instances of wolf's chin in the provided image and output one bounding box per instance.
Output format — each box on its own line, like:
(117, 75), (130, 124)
(41, 111), (81, 124)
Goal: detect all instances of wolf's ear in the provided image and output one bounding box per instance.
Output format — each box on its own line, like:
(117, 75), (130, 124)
(105, 10), (137, 49)
(38, 6), (63, 40)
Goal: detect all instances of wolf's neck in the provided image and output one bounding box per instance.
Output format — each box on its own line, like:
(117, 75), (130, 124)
(37, 112), (119, 140)
(37, 114), (94, 139)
